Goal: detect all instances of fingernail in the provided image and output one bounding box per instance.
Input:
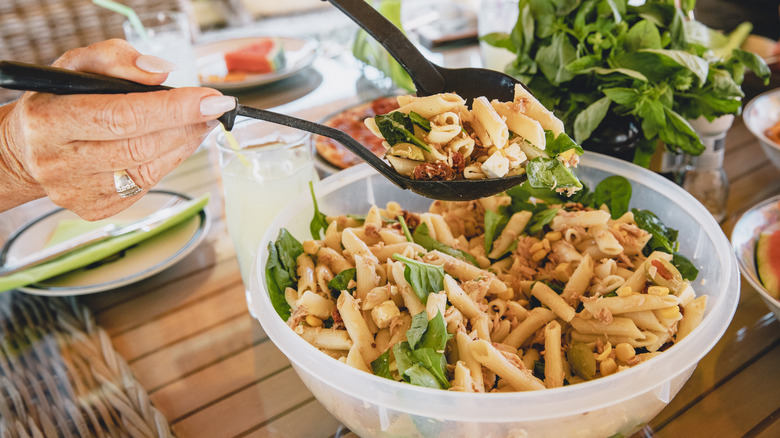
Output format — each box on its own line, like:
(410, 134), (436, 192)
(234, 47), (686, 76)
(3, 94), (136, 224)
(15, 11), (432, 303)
(200, 96), (236, 116)
(136, 55), (177, 73)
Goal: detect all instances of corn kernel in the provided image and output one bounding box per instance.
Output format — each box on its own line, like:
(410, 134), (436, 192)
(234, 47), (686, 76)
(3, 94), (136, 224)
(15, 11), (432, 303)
(530, 241), (544, 253)
(616, 286), (633, 297)
(545, 231), (562, 242)
(647, 286), (670, 296)
(600, 358), (618, 376)
(542, 238), (551, 252)
(615, 343), (635, 363)
(658, 305), (681, 319)
(532, 250), (547, 262)
(305, 315), (323, 327)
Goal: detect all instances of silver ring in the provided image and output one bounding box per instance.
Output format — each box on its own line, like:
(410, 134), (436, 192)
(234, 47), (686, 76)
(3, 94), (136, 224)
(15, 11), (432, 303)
(113, 170), (142, 198)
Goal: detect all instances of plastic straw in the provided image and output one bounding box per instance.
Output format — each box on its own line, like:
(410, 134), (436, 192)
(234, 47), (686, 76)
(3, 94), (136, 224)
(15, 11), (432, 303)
(221, 125), (251, 167)
(92, 0), (150, 42)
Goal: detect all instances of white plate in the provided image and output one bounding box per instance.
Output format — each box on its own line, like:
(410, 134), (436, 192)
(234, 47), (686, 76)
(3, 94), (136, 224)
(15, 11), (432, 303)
(0, 191), (209, 295)
(196, 36), (319, 91)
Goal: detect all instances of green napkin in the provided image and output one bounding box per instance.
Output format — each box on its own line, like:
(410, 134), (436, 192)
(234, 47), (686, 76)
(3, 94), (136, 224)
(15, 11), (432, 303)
(0, 194), (210, 293)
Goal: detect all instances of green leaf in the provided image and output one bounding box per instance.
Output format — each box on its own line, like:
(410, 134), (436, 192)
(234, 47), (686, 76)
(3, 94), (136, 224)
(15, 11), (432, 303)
(506, 180), (563, 209)
(392, 254), (445, 303)
(632, 209), (677, 254)
(479, 32), (516, 52)
(624, 20), (661, 51)
(545, 131), (584, 156)
(276, 228), (304, 281)
(535, 33), (577, 85)
(526, 157), (583, 190)
(418, 311), (449, 351)
(528, 207), (559, 234)
(730, 49), (771, 83)
(407, 311), (429, 350)
(484, 208), (510, 254)
(405, 363), (442, 389)
(636, 98), (666, 139)
(265, 241), (293, 321)
(371, 350), (393, 380)
(411, 348), (450, 388)
(309, 181), (328, 240)
(574, 96), (611, 143)
(413, 223), (478, 266)
(672, 251), (699, 281)
(398, 215), (413, 243)
(374, 112), (431, 152)
(392, 342), (415, 382)
(603, 87), (639, 107)
(593, 175), (632, 219)
(409, 111), (431, 131)
(328, 268), (356, 296)
(658, 107), (705, 155)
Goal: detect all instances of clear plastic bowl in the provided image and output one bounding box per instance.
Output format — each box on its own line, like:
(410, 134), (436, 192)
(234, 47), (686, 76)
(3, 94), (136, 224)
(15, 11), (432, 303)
(248, 153), (740, 438)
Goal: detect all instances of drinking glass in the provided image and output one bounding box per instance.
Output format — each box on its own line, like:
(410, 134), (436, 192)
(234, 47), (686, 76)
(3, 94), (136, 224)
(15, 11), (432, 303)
(216, 120), (318, 287)
(477, 0), (519, 72)
(123, 11), (200, 87)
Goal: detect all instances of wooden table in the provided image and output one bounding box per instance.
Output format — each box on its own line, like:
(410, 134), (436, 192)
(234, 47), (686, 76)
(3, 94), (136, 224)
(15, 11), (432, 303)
(1, 47), (779, 438)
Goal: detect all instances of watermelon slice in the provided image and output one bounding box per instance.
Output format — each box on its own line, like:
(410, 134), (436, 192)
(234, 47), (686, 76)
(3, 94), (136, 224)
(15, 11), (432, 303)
(756, 229), (780, 298)
(224, 38), (285, 74)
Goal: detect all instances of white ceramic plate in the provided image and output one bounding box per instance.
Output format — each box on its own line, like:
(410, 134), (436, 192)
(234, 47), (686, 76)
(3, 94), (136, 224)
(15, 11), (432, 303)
(0, 191), (209, 295)
(196, 36), (319, 91)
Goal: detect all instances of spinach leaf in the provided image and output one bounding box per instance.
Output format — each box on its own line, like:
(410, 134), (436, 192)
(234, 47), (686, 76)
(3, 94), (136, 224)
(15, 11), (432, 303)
(409, 111), (431, 131)
(526, 157), (583, 190)
(328, 268), (356, 297)
(673, 252), (699, 281)
(593, 175), (632, 219)
(506, 181), (562, 210)
(528, 207), (560, 235)
(405, 363), (442, 389)
(406, 311), (429, 350)
(374, 112), (431, 152)
(265, 241), (293, 320)
(392, 254), (445, 303)
(419, 311), (450, 351)
(413, 223), (478, 266)
(371, 350), (393, 380)
(411, 348), (450, 388)
(392, 342), (415, 382)
(309, 182), (328, 240)
(632, 208), (677, 254)
(276, 228), (304, 280)
(545, 131), (585, 156)
(484, 208), (509, 254)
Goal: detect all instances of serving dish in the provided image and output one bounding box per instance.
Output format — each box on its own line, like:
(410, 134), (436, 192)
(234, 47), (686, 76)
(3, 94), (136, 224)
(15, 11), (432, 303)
(0, 190), (208, 295)
(196, 36), (318, 91)
(247, 153), (740, 437)
(744, 87), (780, 171)
(731, 193), (780, 320)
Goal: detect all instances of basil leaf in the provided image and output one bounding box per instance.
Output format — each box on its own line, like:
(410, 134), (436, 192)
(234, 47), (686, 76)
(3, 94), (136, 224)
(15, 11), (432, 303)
(328, 268), (356, 297)
(418, 311), (450, 352)
(371, 350), (393, 380)
(374, 112), (431, 152)
(392, 342), (415, 382)
(545, 131), (584, 156)
(265, 241), (293, 321)
(409, 111), (431, 131)
(405, 363), (442, 389)
(392, 254), (445, 303)
(632, 208), (677, 254)
(574, 96), (611, 143)
(413, 223), (478, 266)
(673, 252), (699, 281)
(484, 209), (509, 254)
(593, 175), (632, 219)
(309, 182), (328, 240)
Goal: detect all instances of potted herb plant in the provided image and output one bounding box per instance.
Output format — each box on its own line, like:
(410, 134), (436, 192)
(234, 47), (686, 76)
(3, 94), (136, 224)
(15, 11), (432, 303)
(481, 0), (771, 167)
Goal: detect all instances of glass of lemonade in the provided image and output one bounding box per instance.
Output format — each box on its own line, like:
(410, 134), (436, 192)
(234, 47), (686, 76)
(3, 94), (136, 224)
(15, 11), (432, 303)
(123, 11), (200, 87)
(216, 119), (318, 287)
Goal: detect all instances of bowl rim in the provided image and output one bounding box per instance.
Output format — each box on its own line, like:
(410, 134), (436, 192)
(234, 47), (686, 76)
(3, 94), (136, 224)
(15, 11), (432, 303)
(743, 87), (780, 150)
(730, 193), (780, 306)
(248, 153), (741, 422)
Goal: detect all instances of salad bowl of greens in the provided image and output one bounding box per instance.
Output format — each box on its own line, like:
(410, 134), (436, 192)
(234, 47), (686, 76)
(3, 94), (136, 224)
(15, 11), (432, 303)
(247, 152), (739, 437)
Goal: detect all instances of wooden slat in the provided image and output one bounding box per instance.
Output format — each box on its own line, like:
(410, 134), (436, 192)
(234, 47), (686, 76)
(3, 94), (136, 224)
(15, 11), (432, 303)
(129, 314), (265, 391)
(241, 399), (342, 438)
(170, 367), (315, 438)
(753, 411), (780, 438)
(652, 343), (780, 437)
(110, 285), (248, 361)
(150, 337), (291, 421)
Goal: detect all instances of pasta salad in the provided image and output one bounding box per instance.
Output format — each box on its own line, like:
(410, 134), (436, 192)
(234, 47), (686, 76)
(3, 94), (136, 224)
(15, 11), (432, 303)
(265, 178), (705, 392)
(363, 87), (583, 194)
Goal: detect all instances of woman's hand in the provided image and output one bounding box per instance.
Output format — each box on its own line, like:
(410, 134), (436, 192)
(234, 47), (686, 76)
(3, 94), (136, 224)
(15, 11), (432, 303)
(0, 39), (236, 219)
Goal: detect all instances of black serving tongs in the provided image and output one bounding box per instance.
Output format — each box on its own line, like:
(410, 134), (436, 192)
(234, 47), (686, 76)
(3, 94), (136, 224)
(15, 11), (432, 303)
(324, 0), (525, 103)
(0, 61), (529, 201)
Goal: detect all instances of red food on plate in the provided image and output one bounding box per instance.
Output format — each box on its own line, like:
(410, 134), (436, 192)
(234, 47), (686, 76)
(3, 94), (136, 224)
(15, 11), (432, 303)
(224, 38), (285, 74)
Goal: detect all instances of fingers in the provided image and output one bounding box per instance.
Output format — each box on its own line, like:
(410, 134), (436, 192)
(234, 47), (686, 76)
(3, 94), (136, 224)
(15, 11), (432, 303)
(126, 135), (204, 189)
(54, 39), (173, 86)
(21, 88), (235, 143)
(66, 121), (216, 171)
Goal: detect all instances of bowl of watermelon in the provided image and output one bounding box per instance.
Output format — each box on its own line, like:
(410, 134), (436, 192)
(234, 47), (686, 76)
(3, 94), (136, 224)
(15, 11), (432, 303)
(731, 194), (780, 320)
